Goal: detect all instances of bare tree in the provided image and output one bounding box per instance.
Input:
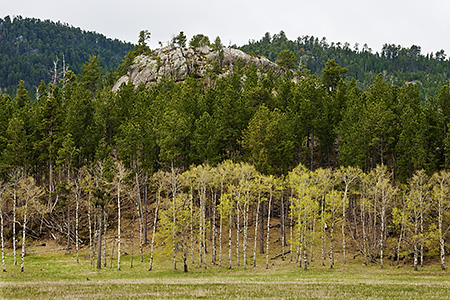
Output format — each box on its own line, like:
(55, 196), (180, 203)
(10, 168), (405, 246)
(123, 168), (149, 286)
(17, 177), (44, 272)
(0, 183), (6, 272)
(113, 160), (130, 271)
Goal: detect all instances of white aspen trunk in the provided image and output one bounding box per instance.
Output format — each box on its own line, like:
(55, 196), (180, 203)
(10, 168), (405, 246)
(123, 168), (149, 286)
(92, 207), (96, 270)
(300, 218), (308, 270)
(135, 171), (144, 263)
(321, 195), (326, 266)
(13, 189), (16, 266)
(380, 191), (386, 269)
(130, 215), (134, 268)
(303, 234), (308, 270)
(289, 215), (293, 263)
(236, 196), (240, 267)
(96, 207), (102, 269)
(310, 215), (315, 262)
(198, 190), (203, 269)
(172, 169), (177, 271)
(396, 223), (403, 266)
(117, 186), (121, 271)
(103, 211), (107, 267)
(243, 191), (249, 269)
(439, 198), (445, 270)
(143, 171), (149, 245)
(219, 179), (224, 267)
(219, 200), (223, 267)
(1, 202), (5, 272)
(330, 217), (335, 269)
(420, 199), (424, 268)
(397, 205), (405, 266)
(137, 203), (143, 263)
(281, 192), (285, 260)
(21, 207), (27, 272)
(228, 212), (232, 269)
(296, 215), (301, 264)
(414, 213), (419, 271)
(201, 187), (207, 269)
(212, 190), (217, 265)
(342, 186), (348, 264)
(265, 188), (272, 269)
(190, 185), (194, 265)
(299, 222), (303, 268)
(76, 186), (80, 264)
(88, 193), (93, 267)
(300, 220), (305, 268)
(253, 192), (261, 267)
(149, 186), (160, 271)
(361, 198), (368, 265)
(289, 195), (293, 263)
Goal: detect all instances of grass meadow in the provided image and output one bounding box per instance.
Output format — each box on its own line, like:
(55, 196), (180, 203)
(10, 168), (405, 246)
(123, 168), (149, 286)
(1, 241), (450, 299)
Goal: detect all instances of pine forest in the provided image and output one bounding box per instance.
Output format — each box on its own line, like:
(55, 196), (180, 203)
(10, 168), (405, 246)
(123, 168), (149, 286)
(2, 19), (450, 277)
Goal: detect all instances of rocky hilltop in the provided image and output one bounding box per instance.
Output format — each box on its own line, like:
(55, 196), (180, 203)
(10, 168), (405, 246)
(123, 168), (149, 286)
(113, 45), (284, 90)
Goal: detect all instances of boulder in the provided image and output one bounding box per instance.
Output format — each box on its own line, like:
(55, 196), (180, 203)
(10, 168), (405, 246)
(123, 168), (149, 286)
(113, 45), (284, 91)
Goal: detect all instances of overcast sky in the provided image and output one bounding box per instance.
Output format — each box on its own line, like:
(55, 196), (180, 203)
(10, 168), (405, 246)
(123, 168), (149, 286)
(3, 0), (450, 55)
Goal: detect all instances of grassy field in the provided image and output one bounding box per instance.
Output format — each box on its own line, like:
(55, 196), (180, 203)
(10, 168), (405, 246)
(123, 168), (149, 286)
(1, 243), (450, 299)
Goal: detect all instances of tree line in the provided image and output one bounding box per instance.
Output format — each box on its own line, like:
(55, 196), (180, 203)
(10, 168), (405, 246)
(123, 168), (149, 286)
(241, 31), (450, 100)
(2, 160), (450, 273)
(0, 15), (133, 96)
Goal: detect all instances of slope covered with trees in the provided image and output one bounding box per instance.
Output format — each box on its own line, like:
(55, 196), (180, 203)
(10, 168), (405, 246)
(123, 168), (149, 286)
(0, 15), (133, 96)
(240, 31), (450, 100)
(1, 31), (450, 273)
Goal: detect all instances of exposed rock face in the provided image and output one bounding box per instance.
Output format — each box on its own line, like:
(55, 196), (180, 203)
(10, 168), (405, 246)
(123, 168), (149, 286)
(113, 45), (283, 91)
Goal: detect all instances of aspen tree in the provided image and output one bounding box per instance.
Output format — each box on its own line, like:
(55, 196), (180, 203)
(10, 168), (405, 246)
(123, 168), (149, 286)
(210, 168), (219, 265)
(169, 166), (180, 270)
(337, 166), (361, 264)
(113, 160), (129, 271)
(193, 164), (212, 269)
(0, 184), (6, 272)
(237, 163), (256, 269)
(391, 191), (409, 266)
(8, 168), (23, 266)
(407, 170), (430, 271)
(253, 176), (262, 267)
(218, 193), (234, 268)
(149, 170), (166, 271)
(158, 191), (196, 272)
(325, 189), (342, 269)
(366, 165), (396, 269)
(312, 167), (334, 266)
(288, 164), (314, 269)
(431, 170), (450, 270)
(135, 170), (144, 262)
(80, 167), (94, 267)
(17, 177), (44, 272)
(263, 175), (276, 269)
(74, 174), (82, 263)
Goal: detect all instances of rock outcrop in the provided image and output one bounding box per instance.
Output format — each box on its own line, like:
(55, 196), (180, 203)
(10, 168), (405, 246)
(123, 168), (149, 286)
(113, 45), (284, 91)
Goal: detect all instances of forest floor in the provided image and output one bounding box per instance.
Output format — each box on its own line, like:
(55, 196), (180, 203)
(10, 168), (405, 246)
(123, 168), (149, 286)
(1, 239), (450, 299)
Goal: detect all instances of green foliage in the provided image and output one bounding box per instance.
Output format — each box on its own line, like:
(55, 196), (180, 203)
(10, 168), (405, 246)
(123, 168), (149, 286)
(189, 34), (210, 50)
(172, 31), (187, 48)
(134, 30), (151, 55)
(0, 16), (133, 95)
(242, 105), (294, 174)
(240, 31), (450, 100)
(276, 49), (297, 70)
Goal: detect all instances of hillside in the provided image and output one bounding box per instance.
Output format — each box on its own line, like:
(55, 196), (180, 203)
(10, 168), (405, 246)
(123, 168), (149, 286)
(240, 31), (450, 99)
(0, 15), (133, 96)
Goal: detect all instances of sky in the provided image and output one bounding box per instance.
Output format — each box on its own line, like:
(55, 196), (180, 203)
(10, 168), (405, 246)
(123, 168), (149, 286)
(3, 0), (450, 56)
